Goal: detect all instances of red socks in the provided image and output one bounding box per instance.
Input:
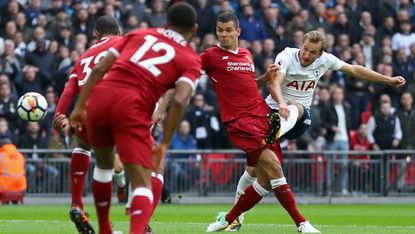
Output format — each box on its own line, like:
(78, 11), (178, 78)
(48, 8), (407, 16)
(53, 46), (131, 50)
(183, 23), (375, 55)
(70, 148), (91, 209)
(92, 180), (112, 234)
(151, 173), (163, 214)
(92, 168), (113, 234)
(130, 188), (153, 234)
(225, 184), (264, 223)
(273, 184), (306, 226)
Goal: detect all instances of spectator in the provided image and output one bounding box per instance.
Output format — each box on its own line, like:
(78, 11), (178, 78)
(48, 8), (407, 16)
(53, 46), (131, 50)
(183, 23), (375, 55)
(239, 5), (267, 43)
(391, 19), (415, 56)
(350, 11), (373, 44)
(1, 21), (17, 41)
(0, 1), (22, 30)
(16, 65), (43, 95)
(395, 91), (415, 190)
(332, 12), (350, 38)
(144, 0), (166, 28)
(0, 117), (16, 144)
(122, 0), (146, 22)
(12, 32), (27, 57)
(15, 12), (31, 42)
(262, 7), (280, 41)
(324, 87), (352, 195)
(123, 15), (139, 34)
(368, 101), (402, 150)
(393, 47), (411, 81)
(56, 25), (75, 50)
(345, 52), (371, 129)
(377, 16), (395, 42)
(167, 120), (197, 193)
(26, 0), (43, 26)
(0, 39), (23, 83)
(72, 8), (94, 40)
(25, 39), (55, 86)
(186, 94), (215, 149)
(195, 0), (215, 38)
(0, 82), (18, 132)
(26, 26), (50, 53)
(18, 121), (58, 193)
(349, 124), (371, 193)
(309, 1), (331, 30)
(360, 32), (381, 70)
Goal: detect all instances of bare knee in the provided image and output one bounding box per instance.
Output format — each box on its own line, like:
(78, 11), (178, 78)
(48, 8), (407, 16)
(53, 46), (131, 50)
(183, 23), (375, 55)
(113, 153), (124, 173)
(246, 166), (256, 177)
(256, 149), (284, 179)
(295, 103), (304, 119)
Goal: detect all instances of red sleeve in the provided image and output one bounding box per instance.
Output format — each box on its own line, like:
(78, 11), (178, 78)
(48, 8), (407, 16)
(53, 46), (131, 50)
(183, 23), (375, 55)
(175, 54), (201, 91)
(55, 72), (79, 116)
(200, 50), (210, 71)
(108, 34), (130, 57)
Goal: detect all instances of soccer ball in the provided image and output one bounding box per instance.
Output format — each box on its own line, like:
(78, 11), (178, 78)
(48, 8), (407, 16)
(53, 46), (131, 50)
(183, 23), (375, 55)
(17, 92), (48, 122)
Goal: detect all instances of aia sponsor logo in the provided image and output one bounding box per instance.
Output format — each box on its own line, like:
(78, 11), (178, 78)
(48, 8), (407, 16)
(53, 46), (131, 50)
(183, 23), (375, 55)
(286, 80), (316, 91)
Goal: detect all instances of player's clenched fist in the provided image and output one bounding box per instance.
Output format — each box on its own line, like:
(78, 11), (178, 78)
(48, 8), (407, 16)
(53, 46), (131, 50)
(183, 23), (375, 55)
(52, 113), (67, 130)
(392, 76), (406, 88)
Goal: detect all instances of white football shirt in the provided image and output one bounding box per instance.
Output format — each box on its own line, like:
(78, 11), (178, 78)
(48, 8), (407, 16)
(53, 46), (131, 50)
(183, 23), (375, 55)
(266, 47), (343, 109)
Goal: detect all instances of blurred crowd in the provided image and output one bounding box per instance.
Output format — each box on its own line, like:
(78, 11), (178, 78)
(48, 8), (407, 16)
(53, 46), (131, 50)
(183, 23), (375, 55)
(1, 0), (415, 163)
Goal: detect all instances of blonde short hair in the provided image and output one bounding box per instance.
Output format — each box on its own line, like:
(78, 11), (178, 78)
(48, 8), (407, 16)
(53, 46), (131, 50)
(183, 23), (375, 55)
(302, 30), (327, 52)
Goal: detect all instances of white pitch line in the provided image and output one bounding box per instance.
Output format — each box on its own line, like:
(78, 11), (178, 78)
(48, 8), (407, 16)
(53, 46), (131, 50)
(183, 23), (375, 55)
(0, 220), (414, 229)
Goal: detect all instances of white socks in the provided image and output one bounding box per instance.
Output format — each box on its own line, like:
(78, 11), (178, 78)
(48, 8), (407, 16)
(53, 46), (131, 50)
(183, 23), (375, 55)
(235, 170), (257, 224)
(113, 170), (126, 188)
(235, 170), (256, 202)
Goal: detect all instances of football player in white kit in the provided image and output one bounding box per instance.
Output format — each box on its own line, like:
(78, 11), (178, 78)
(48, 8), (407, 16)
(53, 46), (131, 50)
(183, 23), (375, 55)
(227, 30), (406, 232)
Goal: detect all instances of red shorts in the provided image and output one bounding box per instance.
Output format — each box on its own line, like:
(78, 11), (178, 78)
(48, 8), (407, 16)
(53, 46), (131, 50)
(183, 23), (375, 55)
(226, 116), (283, 167)
(86, 85), (153, 169)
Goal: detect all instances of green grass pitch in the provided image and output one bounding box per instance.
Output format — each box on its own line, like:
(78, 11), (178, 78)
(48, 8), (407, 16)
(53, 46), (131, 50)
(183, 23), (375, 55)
(0, 203), (414, 233)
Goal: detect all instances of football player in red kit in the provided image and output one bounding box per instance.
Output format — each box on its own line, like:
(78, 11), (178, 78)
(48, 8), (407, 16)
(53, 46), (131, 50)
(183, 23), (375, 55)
(70, 3), (201, 234)
(204, 12), (320, 233)
(52, 15), (126, 234)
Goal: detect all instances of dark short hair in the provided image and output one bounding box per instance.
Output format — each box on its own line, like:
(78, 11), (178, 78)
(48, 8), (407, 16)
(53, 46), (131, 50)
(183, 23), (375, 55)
(95, 15), (120, 35)
(217, 12), (239, 28)
(167, 2), (197, 32)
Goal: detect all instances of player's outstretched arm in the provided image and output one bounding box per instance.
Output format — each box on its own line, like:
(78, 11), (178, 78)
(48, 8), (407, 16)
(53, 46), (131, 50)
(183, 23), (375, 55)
(153, 82), (193, 172)
(152, 88), (175, 125)
(256, 63), (279, 88)
(70, 53), (117, 130)
(53, 73), (79, 130)
(268, 71), (290, 119)
(340, 63), (406, 88)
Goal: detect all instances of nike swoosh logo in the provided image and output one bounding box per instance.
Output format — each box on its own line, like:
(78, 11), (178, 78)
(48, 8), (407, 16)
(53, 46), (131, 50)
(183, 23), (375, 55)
(131, 210), (143, 216)
(97, 202), (108, 207)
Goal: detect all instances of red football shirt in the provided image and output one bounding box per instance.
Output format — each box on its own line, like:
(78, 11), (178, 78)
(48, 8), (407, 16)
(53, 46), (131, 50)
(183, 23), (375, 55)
(56, 36), (122, 115)
(201, 46), (269, 123)
(104, 28), (201, 112)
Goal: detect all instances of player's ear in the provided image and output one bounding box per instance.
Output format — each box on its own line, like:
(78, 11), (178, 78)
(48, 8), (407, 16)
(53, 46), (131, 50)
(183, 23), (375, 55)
(236, 27), (241, 36)
(94, 29), (100, 39)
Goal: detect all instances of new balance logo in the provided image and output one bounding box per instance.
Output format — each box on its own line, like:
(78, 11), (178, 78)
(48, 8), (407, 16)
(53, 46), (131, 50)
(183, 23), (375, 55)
(131, 210), (143, 216)
(221, 56), (229, 60)
(73, 171), (85, 175)
(97, 202), (109, 207)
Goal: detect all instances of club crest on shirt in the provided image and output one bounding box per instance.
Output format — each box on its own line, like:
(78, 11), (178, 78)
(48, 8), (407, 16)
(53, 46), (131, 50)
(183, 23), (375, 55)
(245, 55), (253, 63)
(313, 69), (320, 78)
